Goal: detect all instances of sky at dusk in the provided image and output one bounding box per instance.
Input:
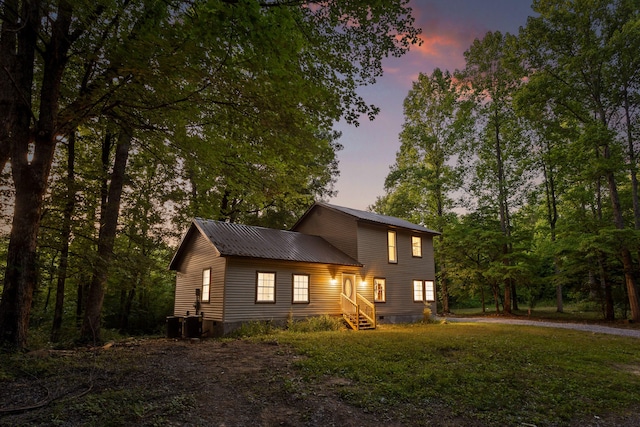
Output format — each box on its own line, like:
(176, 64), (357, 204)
(328, 0), (536, 211)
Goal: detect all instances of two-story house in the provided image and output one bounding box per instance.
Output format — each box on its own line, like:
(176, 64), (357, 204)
(168, 202), (439, 336)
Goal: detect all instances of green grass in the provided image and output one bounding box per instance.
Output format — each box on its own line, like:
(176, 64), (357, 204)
(3, 321), (640, 426)
(273, 322), (640, 426)
(450, 304), (627, 323)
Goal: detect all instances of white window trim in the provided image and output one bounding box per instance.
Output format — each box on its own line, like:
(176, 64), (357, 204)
(202, 268), (211, 302)
(292, 274), (310, 304)
(388, 230), (397, 263)
(413, 280), (423, 302)
(412, 236), (422, 258)
(256, 272), (276, 303)
(425, 280), (435, 302)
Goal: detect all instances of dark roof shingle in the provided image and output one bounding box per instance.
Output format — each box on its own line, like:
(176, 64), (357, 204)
(193, 218), (362, 266)
(313, 203), (440, 234)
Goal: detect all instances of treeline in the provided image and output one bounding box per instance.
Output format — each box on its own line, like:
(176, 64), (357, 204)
(0, 0), (420, 349)
(373, 0), (640, 320)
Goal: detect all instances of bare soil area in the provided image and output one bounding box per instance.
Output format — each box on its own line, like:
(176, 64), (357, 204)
(1, 338), (394, 427)
(1, 335), (639, 426)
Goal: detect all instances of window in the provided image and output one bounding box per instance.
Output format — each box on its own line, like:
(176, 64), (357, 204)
(256, 272), (276, 303)
(292, 274), (309, 303)
(413, 280), (423, 302)
(388, 230), (397, 263)
(374, 278), (386, 302)
(412, 236), (422, 257)
(425, 280), (435, 302)
(202, 268), (211, 302)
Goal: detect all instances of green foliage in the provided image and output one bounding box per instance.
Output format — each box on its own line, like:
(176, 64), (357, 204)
(228, 320), (278, 338)
(421, 306), (435, 323)
(374, 0), (640, 316)
(230, 315), (346, 337)
(287, 315), (346, 333)
(372, 68), (472, 230)
(1, 0), (423, 348)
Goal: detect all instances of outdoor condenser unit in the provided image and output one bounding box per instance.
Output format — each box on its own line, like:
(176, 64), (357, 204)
(166, 316), (183, 338)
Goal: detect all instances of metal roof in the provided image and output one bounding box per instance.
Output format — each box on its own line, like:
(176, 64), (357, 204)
(308, 203), (440, 235)
(192, 218), (362, 266)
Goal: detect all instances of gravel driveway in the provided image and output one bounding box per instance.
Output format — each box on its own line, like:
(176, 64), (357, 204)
(437, 316), (640, 339)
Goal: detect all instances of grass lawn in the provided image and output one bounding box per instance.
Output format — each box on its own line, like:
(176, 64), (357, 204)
(2, 321), (639, 426)
(448, 304), (634, 324)
(274, 322), (640, 426)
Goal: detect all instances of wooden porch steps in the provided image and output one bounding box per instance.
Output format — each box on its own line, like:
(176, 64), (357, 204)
(344, 313), (375, 330)
(341, 292), (376, 331)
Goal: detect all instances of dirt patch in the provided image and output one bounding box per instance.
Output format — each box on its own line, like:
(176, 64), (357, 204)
(1, 337), (640, 426)
(614, 363), (640, 377)
(0, 338), (392, 427)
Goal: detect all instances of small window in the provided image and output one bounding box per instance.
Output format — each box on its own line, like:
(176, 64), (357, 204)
(388, 230), (397, 263)
(256, 272), (276, 303)
(412, 236), (422, 257)
(425, 280), (435, 301)
(202, 268), (211, 302)
(292, 274), (309, 303)
(374, 278), (386, 302)
(413, 280), (424, 302)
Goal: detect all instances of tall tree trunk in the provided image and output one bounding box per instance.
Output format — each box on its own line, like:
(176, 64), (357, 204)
(0, 0), (75, 349)
(492, 283), (501, 314)
(437, 234), (450, 314)
(119, 287), (136, 333)
(80, 127), (132, 343)
(604, 168), (640, 321)
(623, 86), (640, 230)
(76, 275), (88, 327)
(597, 253), (614, 321)
(510, 281), (518, 311)
(493, 118), (512, 314)
(0, 0), (41, 350)
(51, 132), (76, 342)
(542, 143), (563, 313)
(0, 0), (20, 173)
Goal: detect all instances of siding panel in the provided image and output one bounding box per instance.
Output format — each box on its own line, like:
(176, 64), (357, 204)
(356, 223), (436, 320)
(293, 206), (358, 260)
(173, 232), (225, 320)
(224, 258), (358, 322)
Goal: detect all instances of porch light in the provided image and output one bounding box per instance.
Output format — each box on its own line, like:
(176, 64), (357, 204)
(330, 278), (337, 285)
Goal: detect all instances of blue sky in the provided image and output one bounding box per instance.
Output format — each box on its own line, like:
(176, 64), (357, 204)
(329, 0), (536, 210)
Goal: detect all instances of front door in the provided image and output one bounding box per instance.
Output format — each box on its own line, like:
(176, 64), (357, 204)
(343, 274), (356, 300)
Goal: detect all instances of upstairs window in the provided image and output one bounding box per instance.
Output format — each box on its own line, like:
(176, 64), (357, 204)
(202, 268), (211, 302)
(412, 236), (422, 258)
(292, 274), (310, 303)
(388, 230), (397, 263)
(256, 272), (276, 303)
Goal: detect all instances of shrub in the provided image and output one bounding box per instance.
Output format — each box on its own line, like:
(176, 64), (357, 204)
(422, 306), (435, 323)
(229, 320), (276, 338)
(287, 315), (345, 333)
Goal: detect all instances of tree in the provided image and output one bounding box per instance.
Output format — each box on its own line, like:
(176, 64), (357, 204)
(461, 31), (533, 313)
(372, 68), (472, 313)
(0, 0), (421, 348)
(439, 213), (506, 313)
(520, 0), (640, 321)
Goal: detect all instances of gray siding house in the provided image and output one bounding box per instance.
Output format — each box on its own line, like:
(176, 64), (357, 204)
(169, 202), (439, 336)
